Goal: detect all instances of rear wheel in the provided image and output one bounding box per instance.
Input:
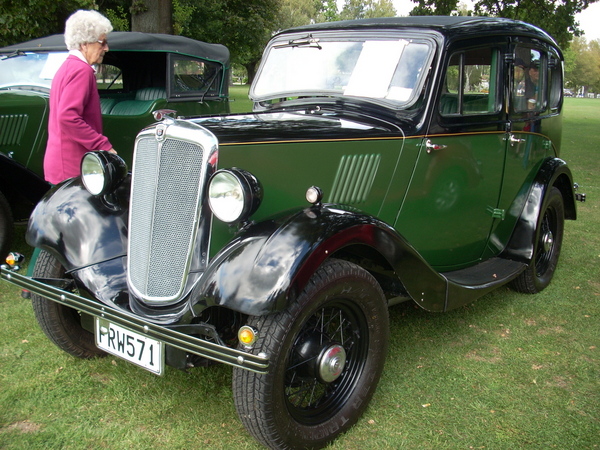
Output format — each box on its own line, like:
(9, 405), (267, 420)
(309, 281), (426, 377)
(512, 187), (565, 293)
(31, 250), (106, 359)
(0, 190), (13, 259)
(233, 259), (389, 449)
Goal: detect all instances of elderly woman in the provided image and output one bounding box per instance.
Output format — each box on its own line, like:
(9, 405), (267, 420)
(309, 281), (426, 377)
(44, 10), (116, 184)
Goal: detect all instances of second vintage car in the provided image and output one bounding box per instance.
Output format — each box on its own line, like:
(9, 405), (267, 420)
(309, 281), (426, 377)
(0, 31), (230, 256)
(1, 16), (586, 450)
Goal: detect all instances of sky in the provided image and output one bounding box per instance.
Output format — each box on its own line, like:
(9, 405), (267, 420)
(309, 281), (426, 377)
(384, 0), (600, 42)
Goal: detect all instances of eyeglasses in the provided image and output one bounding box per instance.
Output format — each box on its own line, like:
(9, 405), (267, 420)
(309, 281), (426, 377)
(95, 39), (109, 48)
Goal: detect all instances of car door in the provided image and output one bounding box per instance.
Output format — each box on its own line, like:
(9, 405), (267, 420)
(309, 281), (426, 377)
(394, 42), (510, 270)
(485, 43), (564, 260)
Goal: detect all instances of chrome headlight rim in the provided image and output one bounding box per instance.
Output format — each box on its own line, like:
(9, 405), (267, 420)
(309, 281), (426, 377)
(81, 151), (128, 196)
(208, 168), (262, 223)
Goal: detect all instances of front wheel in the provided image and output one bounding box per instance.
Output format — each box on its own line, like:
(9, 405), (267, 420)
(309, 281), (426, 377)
(233, 259), (389, 449)
(31, 250), (106, 359)
(512, 186), (565, 293)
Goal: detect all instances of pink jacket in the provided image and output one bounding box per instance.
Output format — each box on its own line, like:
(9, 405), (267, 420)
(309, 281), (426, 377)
(44, 55), (112, 184)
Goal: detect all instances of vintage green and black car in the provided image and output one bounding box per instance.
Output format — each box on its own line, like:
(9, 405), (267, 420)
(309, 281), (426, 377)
(1, 17), (586, 449)
(0, 32), (230, 256)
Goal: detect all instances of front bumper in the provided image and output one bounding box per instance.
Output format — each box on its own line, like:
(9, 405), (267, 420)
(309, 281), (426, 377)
(1, 267), (269, 374)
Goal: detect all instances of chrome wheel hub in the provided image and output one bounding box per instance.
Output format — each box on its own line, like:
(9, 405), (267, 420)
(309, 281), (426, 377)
(317, 344), (347, 383)
(542, 230), (554, 253)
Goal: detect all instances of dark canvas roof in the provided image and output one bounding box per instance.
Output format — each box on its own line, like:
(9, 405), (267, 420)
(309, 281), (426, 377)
(0, 31), (229, 65)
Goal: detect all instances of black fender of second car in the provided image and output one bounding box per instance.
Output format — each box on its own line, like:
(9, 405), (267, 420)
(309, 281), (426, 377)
(0, 153), (50, 221)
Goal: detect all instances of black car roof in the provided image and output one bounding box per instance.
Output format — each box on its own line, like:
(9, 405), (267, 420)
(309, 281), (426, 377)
(278, 16), (558, 47)
(0, 31), (229, 65)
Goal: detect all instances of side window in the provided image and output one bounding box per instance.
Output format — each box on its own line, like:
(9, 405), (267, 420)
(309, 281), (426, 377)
(441, 47), (499, 116)
(548, 54), (563, 110)
(95, 64), (122, 90)
(513, 47), (546, 112)
(170, 55), (222, 98)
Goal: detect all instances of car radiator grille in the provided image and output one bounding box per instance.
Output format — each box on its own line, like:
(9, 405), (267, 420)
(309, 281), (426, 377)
(128, 135), (205, 304)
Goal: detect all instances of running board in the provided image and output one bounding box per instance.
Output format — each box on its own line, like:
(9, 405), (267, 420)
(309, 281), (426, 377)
(442, 257), (527, 311)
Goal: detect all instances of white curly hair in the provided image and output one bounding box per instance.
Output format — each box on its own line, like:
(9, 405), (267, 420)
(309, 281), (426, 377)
(64, 10), (113, 51)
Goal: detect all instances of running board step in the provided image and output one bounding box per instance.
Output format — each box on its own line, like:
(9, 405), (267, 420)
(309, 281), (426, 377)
(440, 257), (527, 311)
(443, 257), (526, 288)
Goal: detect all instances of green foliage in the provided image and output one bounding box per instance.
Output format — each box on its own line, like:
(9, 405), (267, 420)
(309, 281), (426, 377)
(410, 0), (459, 15)
(278, 0), (320, 30)
(175, 0), (278, 82)
(564, 37), (600, 93)
(0, 0), (96, 46)
(103, 6), (130, 31)
(472, 0), (594, 49)
(339, 0), (397, 20)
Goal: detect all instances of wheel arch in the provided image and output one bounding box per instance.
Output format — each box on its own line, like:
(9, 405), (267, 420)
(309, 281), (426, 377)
(195, 206), (448, 316)
(502, 157), (574, 263)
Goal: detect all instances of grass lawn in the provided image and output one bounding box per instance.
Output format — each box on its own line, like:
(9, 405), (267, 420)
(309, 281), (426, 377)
(0, 97), (598, 449)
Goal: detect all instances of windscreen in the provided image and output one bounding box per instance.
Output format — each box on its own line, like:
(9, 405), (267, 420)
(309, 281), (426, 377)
(0, 52), (68, 89)
(251, 34), (434, 108)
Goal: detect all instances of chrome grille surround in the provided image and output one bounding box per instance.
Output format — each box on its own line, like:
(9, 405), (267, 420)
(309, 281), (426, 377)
(127, 119), (218, 305)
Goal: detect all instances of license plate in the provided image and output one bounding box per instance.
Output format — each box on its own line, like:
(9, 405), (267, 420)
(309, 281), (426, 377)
(95, 318), (164, 375)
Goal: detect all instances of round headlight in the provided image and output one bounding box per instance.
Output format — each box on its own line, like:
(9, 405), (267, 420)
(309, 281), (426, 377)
(208, 169), (262, 223)
(81, 151), (127, 196)
(81, 153), (106, 195)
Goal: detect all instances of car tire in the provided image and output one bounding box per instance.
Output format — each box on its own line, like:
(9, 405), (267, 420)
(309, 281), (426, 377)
(31, 250), (106, 359)
(0, 190), (13, 259)
(232, 258), (389, 449)
(511, 186), (565, 294)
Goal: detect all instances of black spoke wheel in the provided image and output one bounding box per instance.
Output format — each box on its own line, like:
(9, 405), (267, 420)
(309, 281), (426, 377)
(233, 259), (389, 449)
(512, 186), (565, 293)
(31, 250), (106, 359)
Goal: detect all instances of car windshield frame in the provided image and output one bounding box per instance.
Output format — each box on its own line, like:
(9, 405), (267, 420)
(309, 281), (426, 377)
(250, 31), (436, 110)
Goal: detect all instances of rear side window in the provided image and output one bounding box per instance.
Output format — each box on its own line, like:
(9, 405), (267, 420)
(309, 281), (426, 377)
(512, 47), (546, 112)
(548, 54), (563, 110)
(96, 64), (122, 90)
(441, 47), (499, 116)
(170, 55), (223, 98)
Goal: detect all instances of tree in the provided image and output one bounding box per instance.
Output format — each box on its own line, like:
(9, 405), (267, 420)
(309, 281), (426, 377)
(410, 0), (458, 15)
(277, 0), (320, 30)
(130, 0), (173, 33)
(339, 0), (397, 20)
(177, 0), (279, 84)
(409, 0), (599, 49)
(564, 36), (600, 94)
(0, 0), (96, 46)
(473, 0), (595, 49)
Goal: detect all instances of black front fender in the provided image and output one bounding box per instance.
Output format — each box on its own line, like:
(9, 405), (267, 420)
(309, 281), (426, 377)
(26, 177), (129, 271)
(193, 206), (448, 316)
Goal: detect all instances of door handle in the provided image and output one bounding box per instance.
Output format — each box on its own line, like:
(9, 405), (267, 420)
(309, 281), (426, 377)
(425, 139), (447, 153)
(506, 134), (526, 146)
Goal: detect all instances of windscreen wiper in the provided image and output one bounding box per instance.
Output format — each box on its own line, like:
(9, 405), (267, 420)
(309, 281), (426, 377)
(1, 50), (26, 60)
(275, 34), (322, 49)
